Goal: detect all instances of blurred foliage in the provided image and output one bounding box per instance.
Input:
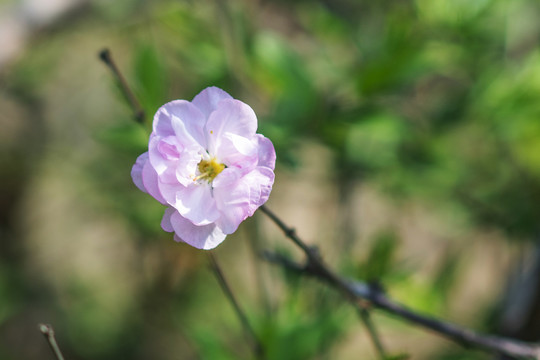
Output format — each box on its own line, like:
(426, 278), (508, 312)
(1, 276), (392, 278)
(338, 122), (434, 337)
(357, 230), (400, 282)
(103, 0), (540, 240)
(2, 0), (540, 359)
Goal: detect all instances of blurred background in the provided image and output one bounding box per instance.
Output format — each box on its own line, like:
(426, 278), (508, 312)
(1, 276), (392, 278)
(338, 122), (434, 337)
(1, 0), (540, 359)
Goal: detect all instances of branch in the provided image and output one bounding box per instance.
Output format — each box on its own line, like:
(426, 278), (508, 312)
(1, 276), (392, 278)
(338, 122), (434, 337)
(98, 48), (145, 124)
(259, 205), (389, 358)
(38, 324), (65, 360)
(259, 205), (540, 359)
(208, 253), (266, 359)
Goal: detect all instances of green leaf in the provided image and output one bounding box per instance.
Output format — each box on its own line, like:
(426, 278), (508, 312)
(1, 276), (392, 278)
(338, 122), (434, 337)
(133, 44), (168, 116)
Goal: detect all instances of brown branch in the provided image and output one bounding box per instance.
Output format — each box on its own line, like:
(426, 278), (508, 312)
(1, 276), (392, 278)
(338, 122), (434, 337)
(98, 48), (145, 124)
(38, 324), (65, 360)
(208, 253), (266, 359)
(259, 205), (388, 359)
(259, 205), (540, 360)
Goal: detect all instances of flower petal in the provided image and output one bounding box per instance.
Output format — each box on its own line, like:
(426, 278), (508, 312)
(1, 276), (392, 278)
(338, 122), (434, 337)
(174, 147), (201, 186)
(212, 167), (243, 188)
(213, 167), (275, 234)
(170, 112), (206, 150)
(170, 211), (227, 250)
(154, 100), (206, 147)
(131, 152), (149, 193)
(142, 159), (167, 204)
(254, 166), (275, 207)
(205, 99), (258, 155)
(192, 86), (233, 119)
(161, 207), (176, 232)
(149, 122), (204, 186)
(148, 136), (179, 183)
(255, 134), (276, 170)
(174, 184), (220, 226)
(216, 132), (258, 169)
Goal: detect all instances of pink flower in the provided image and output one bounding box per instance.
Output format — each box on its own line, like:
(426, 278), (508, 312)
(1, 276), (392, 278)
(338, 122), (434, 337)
(131, 87), (276, 249)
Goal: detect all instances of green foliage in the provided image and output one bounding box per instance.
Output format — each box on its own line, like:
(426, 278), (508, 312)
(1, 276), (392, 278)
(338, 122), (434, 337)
(385, 354), (411, 360)
(346, 113), (408, 171)
(95, 123), (148, 152)
(63, 279), (135, 358)
(358, 230), (400, 282)
(0, 266), (20, 325)
(430, 248), (463, 304)
(188, 329), (239, 360)
(133, 44), (169, 117)
(257, 279), (351, 360)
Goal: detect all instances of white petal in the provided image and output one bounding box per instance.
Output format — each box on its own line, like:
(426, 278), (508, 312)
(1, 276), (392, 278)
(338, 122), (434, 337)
(154, 100), (206, 147)
(170, 211), (227, 250)
(192, 86), (233, 119)
(214, 167), (274, 234)
(174, 184), (220, 226)
(212, 167), (243, 188)
(148, 136), (178, 181)
(142, 160), (167, 204)
(255, 134), (276, 170)
(216, 132), (258, 169)
(205, 99), (258, 155)
(131, 152), (149, 193)
(161, 207), (176, 232)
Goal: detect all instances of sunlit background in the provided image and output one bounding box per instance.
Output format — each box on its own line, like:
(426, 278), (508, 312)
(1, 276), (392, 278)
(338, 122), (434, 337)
(2, 0), (540, 359)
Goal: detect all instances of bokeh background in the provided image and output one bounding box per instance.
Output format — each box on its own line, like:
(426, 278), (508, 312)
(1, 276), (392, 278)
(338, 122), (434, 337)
(2, 0), (540, 359)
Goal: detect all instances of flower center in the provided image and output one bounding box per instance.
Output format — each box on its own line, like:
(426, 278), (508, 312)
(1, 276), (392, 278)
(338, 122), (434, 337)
(195, 158), (225, 183)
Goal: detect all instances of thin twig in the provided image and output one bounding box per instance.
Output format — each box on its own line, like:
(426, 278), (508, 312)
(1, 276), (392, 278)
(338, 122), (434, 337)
(259, 205), (388, 359)
(357, 308), (387, 359)
(98, 48), (145, 123)
(38, 324), (65, 360)
(260, 206), (359, 298)
(208, 253), (265, 359)
(261, 247), (540, 359)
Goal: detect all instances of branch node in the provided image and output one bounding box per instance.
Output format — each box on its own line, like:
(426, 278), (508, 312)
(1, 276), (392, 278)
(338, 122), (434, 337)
(98, 47), (146, 124)
(98, 48), (111, 65)
(38, 323), (65, 360)
(368, 280), (386, 296)
(285, 228), (296, 238)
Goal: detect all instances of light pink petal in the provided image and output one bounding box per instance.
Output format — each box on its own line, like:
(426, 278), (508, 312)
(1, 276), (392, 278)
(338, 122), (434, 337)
(205, 99), (258, 155)
(142, 160), (167, 204)
(161, 207), (176, 232)
(255, 134), (276, 170)
(148, 134), (202, 187)
(174, 184), (220, 226)
(216, 132), (258, 169)
(170, 112), (206, 150)
(148, 136), (179, 183)
(154, 100), (206, 147)
(191, 86), (233, 119)
(155, 178), (179, 206)
(131, 152), (149, 192)
(170, 211), (227, 250)
(174, 147), (201, 186)
(253, 167), (275, 207)
(213, 167), (275, 234)
(212, 167), (243, 188)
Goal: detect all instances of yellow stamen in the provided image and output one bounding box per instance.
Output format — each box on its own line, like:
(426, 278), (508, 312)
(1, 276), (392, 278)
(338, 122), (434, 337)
(195, 158), (225, 183)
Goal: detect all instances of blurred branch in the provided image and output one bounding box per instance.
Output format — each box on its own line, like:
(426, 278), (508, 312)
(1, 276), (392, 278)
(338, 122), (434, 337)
(259, 205), (388, 359)
(38, 324), (65, 360)
(259, 206), (540, 359)
(98, 48), (145, 124)
(208, 253), (266, 360)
